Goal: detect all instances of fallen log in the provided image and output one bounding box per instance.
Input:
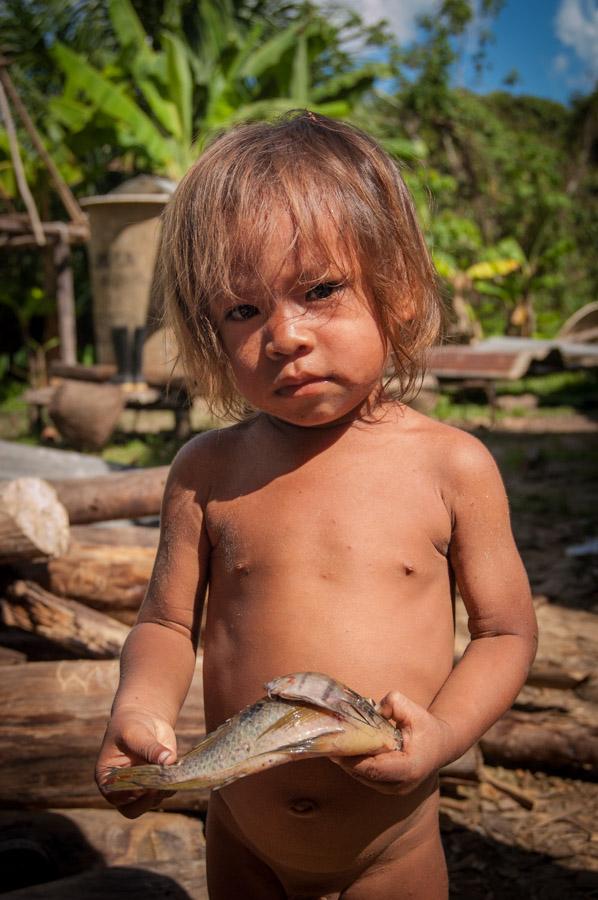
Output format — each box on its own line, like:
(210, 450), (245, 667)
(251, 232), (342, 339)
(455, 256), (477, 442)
(0, 808), (204, 893)
(70, 524), (159, 548)
(480, 684), (598, 774)
(2, 658), (597, 816)
(1, 581), (129, 658)
(48, 542), (156, 624)
(0, 658), (207, 810)
(0, 858), (208, 900)
(0, 478), (69, 564)
(49, 466), (169, 525)
(455, 595), (598, 697)
(0, 645), (26, 665)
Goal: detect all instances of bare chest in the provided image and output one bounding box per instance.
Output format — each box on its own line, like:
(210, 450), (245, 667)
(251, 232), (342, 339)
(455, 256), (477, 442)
(206, 455), (451, 587)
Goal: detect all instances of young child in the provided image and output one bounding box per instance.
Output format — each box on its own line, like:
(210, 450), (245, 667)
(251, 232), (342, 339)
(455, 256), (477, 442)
(96, 112), (537, 899)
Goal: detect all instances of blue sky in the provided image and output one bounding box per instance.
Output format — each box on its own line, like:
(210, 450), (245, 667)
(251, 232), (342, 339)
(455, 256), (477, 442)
(341, 0), (598, 105)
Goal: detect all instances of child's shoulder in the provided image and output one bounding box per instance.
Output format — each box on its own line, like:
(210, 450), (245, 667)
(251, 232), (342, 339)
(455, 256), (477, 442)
(168, 420), (254, 480)
(404, 407), (500, 483)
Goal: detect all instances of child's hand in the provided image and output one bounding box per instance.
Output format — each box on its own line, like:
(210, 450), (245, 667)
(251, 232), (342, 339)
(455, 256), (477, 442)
(95, 709), (177, 818)
(331, 690), (455, 795)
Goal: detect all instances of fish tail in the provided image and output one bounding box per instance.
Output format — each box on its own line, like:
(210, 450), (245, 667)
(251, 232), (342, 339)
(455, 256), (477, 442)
(105, 764), (173, 792)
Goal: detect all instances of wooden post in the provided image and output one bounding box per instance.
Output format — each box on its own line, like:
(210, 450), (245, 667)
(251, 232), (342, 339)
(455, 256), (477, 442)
(0, 79), (45, 246)
(0, 62), (86, 226)
(54, 229), (77, 364)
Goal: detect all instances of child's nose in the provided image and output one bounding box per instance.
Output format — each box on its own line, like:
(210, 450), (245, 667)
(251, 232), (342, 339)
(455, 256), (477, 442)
(264, 310), (313, 359)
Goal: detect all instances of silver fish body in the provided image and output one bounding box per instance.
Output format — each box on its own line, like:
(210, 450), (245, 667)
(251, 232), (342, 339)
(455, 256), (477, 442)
(105, 673), (401, 794)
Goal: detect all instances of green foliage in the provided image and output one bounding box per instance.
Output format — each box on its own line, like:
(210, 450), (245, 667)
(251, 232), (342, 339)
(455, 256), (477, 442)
(0, 0), (596, 386)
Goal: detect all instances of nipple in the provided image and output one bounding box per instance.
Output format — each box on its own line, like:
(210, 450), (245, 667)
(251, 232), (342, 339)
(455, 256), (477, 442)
(288, 798), (319, 816)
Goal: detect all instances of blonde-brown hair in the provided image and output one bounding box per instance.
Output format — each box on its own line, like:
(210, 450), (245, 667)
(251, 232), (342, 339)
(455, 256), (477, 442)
(158, 110), (442, 418)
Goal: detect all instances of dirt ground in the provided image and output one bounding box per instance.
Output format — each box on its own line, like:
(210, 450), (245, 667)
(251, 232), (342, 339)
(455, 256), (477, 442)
(442, 412), (598, 899)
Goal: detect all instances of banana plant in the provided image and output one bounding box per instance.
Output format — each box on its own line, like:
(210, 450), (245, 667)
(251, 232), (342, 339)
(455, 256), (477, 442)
(48, 0), (391, 179)
(434, 242), (522, 340)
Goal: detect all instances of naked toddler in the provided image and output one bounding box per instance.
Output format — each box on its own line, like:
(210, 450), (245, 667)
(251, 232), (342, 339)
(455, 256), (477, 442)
(96, 112), (537, 899)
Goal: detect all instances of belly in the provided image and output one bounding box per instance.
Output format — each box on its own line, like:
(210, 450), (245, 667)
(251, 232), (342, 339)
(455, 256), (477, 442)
(203, 578), (455, 725)
(214, 758), (440, 877)
(202, 557), (453, 872)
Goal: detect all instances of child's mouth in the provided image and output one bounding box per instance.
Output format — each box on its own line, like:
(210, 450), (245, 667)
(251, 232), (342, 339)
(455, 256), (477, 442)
(275, 377), (330, 397)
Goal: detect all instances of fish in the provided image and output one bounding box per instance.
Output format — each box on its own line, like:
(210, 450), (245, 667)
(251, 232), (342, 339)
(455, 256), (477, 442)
(104, 672), (401, 794)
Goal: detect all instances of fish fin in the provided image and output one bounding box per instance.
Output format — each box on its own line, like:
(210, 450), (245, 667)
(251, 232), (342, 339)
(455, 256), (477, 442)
(260, 705), (344, 739)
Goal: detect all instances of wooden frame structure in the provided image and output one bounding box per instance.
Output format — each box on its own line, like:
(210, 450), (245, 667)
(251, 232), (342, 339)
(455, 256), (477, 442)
(0, 57), (89, 364)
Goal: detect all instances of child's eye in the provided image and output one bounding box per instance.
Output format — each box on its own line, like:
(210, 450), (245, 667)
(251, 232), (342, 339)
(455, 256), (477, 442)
(305, 282), (343, 302)
(225, 304), (260, 321)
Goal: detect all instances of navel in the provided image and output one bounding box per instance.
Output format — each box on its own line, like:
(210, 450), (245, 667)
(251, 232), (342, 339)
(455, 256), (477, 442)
(288, 798), (319, 816)
(404, 563), (415, 575)
(234, 562), (250, 576)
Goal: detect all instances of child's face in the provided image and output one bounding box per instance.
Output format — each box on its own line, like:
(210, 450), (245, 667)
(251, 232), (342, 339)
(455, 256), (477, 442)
(213, 217), (388, 427)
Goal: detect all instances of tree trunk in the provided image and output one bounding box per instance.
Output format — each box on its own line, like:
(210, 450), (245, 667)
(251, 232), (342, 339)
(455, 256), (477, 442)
(1, 581), (129, 659)
(49, 467), (169, 525)
(47, 542), (156, 623)
(0, 479), (69, 564)
(0, 659), (207, 810)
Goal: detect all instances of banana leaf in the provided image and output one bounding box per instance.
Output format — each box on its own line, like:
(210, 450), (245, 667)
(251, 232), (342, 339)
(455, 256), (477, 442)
(52, 43), (176, 169)
(466, 259), (520, 279)
(291, 32), (309, 105)
(163, 30), (193, 146)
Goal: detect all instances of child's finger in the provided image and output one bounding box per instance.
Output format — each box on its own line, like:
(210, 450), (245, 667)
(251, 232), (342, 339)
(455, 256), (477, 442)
(120, 724), (177, 765)
(378, 690), (420, 726)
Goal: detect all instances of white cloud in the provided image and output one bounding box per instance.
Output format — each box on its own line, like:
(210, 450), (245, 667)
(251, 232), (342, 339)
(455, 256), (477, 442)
(339, 0), (441, 43)
(555, 0), (598, 77)
(552, 52), (570, 73)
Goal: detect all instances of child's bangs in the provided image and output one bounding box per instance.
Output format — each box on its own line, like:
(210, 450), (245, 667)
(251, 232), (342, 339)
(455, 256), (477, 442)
(222, 179), (360, 310)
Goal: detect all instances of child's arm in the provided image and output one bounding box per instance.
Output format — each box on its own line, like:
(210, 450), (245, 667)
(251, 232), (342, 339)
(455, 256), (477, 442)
(336, 433), (538, 793)
(95, 439), (211, 817)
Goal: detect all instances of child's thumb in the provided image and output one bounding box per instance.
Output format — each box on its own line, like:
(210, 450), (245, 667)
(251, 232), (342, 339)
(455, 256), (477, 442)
(378, 690), (418, 727)
(122, 724), (177, 765)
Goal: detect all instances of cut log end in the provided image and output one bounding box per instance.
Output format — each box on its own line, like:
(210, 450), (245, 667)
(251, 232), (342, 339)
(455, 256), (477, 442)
(0, 478), (69, 563)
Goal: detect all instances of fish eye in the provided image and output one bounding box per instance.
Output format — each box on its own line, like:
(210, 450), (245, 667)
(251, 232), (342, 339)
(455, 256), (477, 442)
(225, 304), (260, 321)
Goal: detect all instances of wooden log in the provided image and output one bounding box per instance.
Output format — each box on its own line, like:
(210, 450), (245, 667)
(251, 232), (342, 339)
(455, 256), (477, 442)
(70, 524), (159, 548)
(0, 645), (26, 665)
(480, 684), (598, 774)
(49, 380), (125, 450)
(1, 580), (129, 658)
(0, 808), (204, 893)
(48, 542), (156, 624)
(49, 466), (169, 525)
(0, 858), (208, 900)
(0, 478), (69, 564)
(0, 659), (207, 810)
(455, 594), (598, 696)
